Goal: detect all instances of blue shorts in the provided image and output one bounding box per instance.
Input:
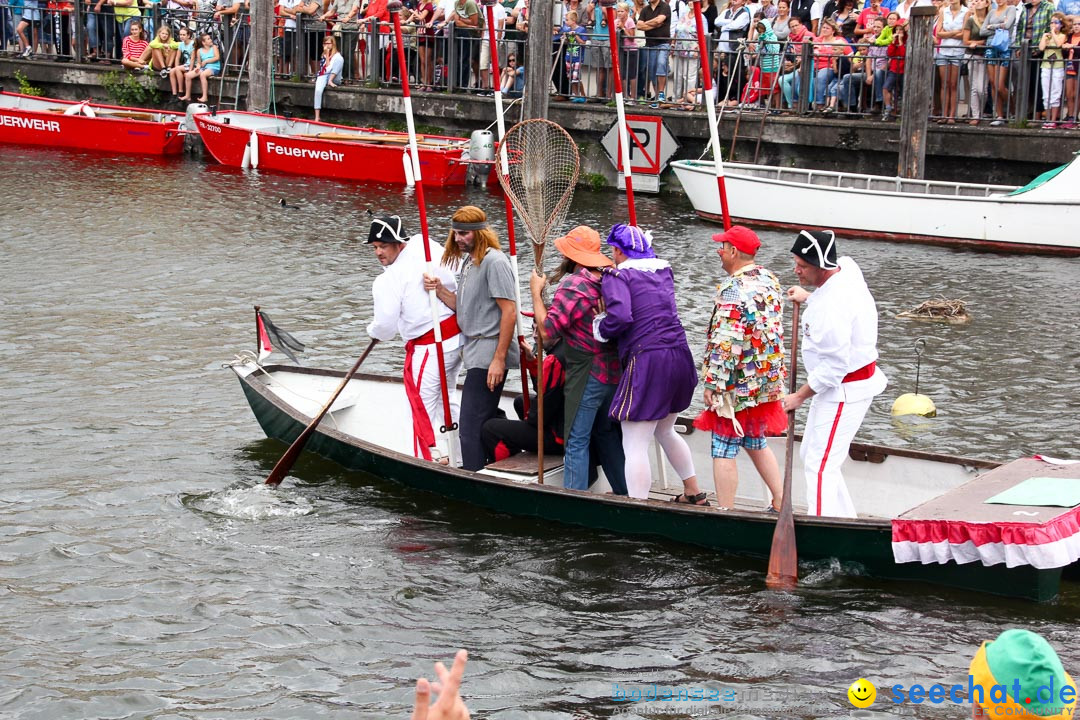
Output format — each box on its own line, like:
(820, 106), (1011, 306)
(711, 432), (767, 459)
(643, 43), (670, 79)
(984, 46), (1011, 66)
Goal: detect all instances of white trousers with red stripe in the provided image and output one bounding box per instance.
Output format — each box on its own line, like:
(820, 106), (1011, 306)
(800, 395), (872, 518)
(407, 340), (462, 458)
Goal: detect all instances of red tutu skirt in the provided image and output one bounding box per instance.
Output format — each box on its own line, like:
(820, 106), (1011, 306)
(693, 399), (788, 438)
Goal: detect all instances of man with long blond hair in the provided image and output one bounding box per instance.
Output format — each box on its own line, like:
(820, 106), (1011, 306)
(425, 206), (520, 470)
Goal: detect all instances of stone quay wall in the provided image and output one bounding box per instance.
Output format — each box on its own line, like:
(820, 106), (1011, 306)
(4, 57), (1078, 190)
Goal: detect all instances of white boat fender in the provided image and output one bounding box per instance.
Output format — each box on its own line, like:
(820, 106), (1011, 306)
(402, 148), (415, 187)
(249, 131), (259, 169)
(891, 338), (936, 417)
(63, 101), (95, 118)
(891, 393), (937, 418)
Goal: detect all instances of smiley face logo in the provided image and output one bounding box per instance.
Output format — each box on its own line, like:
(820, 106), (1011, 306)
(848, 678), (876, 708)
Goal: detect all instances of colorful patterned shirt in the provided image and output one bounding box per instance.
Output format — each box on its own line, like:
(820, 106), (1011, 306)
(700, 264), (787, 411)
(543, 268), (621, 384)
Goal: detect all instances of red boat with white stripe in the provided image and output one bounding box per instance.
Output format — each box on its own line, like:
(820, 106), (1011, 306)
(192, 109), (471, 186)
(0, 91), (186, 155)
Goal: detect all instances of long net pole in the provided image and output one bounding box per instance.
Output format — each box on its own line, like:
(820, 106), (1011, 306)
(601, 0), (637, 225)
(691, 0), (731, 230)
(390, 1), (458, 464)
(482, 0), (531, 419)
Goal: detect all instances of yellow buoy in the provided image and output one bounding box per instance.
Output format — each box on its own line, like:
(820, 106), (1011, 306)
(891, 393), (937, 418)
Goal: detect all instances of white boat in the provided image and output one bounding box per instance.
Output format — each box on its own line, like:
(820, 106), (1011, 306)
(229, 356), (1080, 600)
(670, 155), (1080, 256)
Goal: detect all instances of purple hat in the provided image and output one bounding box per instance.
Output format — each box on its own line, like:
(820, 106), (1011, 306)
(605, 224), (656, 260)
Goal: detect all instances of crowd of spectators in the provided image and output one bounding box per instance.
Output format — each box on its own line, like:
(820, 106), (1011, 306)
(2, 0), (1078, 124)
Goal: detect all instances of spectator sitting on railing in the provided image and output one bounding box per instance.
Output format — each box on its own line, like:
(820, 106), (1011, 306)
(169, 24), (194, 98)
(180, 30), (219, 101)
(834, 39), (867, 110)
(146, 24), (178, 76)
(499, 50), (524, 96)
(320, 0), (360, 84)
(882, 21), (904, 119)
(314, 34), (342, 121)
(120, 18), (149, 69)
(811, 18), (851, 112)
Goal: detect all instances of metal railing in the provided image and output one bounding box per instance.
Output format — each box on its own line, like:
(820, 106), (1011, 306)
(1, 8), (1075, 129)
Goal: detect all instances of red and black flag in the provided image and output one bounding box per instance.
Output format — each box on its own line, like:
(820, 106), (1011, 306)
(255, 308), (306, 364)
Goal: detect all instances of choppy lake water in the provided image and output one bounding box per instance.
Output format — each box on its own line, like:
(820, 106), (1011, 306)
(1, 146), (1078, 719)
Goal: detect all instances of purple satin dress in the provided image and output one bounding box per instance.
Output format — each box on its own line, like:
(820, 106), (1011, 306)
(598, 262), (698, 422)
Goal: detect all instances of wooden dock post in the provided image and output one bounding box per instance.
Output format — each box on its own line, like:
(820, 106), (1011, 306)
(524, 0), (553, 120)
(898, 5), (936, 179)
(248, 0), (274, 111)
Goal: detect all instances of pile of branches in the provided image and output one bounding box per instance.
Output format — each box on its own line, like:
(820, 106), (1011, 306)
(897, 298), (972, 325)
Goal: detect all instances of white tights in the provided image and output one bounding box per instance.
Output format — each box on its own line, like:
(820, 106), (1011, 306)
(621, 413), (696, 499)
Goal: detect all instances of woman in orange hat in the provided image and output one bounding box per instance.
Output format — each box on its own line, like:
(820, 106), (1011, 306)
(529, 226), (627, 495)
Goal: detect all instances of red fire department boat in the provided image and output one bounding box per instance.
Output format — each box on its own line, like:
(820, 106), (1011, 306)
(0, 91), (187, 155)
(192, 110), (472, 186)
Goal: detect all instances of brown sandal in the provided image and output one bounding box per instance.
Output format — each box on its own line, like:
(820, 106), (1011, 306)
(670, 492), (710, 506)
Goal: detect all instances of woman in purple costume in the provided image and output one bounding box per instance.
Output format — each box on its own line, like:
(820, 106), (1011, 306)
(594, 225), (707, 504)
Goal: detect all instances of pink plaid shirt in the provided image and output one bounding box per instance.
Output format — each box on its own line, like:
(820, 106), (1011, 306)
(543, 268), (621, 384)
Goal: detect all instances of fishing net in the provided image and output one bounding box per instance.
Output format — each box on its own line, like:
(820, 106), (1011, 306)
(497, 119), (580, 270)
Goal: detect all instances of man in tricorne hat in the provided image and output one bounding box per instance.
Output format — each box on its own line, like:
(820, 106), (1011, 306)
(366, 214), (462, 464)
(424, 205), (520, 471)
(970, 629), (1075, 719)
(695, 225), (787, 512)
(782, 229), (887, 518)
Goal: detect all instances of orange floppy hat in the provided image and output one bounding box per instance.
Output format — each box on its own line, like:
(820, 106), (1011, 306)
(554, 226), (614, 268)
(712, 225), (761, 255)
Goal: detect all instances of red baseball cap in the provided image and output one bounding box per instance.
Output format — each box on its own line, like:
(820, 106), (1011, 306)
(712, 225), (761, 255)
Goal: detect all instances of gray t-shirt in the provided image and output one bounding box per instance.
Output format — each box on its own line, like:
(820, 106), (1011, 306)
(456, 248), (521, 371)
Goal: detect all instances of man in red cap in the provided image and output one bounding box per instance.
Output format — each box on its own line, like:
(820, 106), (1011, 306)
(694, 225), (788, 511)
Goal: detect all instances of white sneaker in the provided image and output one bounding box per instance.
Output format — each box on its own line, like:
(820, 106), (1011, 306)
(20, 46), (32, 59)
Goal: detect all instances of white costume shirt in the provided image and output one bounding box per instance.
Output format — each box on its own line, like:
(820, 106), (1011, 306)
(367, 235), (459, 343)
(800, 256), (888, 404)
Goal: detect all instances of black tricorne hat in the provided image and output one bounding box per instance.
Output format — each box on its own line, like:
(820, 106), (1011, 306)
(791, 229), (839, 269)
(366, 214), (406, 244)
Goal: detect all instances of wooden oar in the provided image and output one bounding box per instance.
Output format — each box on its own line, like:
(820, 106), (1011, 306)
(48, 107), (157, 121)
(766, 300), (800, 589)
(264, 338), (379, 487)
(297, 132), (455, 148)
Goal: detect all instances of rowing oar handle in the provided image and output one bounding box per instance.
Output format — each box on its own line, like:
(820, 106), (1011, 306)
(766, 300), (799, 589)
(265, 339), (379, 486)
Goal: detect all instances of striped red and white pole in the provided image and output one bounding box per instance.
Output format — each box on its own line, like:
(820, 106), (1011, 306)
(600, 0), (637, 226)
(389, 1), (457, 455)
(481, 0), (530, 417)
(691, 0), (731, 230)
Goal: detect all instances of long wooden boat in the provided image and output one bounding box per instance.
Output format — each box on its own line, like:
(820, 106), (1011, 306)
(193, 110), (471, 186)
(0, 90), (187, 155)
(229, 356), (1080, 602)
(670, 156), (1080, 256)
